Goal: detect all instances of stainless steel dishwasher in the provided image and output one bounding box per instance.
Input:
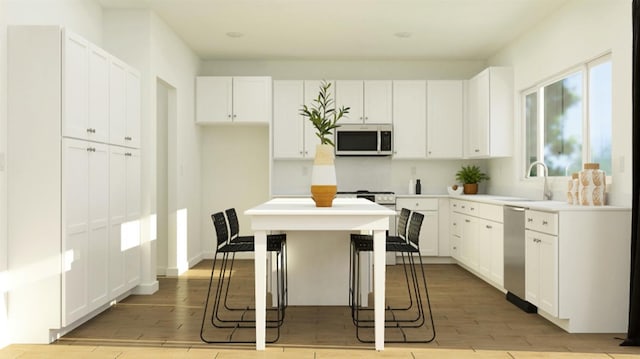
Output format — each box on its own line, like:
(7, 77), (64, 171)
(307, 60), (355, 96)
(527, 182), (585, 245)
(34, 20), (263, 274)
(503, 205), (537, 313)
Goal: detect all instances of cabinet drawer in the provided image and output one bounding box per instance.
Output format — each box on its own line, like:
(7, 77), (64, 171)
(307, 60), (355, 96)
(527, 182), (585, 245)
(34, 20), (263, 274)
(450, 199), (464, 213)
(397, 198), (438, 211)
(450, 212), (463, 236)
(525, 210), (558, 235)
(459, 201), (479, 216)
(479, 203), (503, 223)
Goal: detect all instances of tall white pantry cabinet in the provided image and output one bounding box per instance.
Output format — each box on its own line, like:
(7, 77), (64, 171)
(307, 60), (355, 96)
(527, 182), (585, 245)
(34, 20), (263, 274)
(7, 26), (141, 343)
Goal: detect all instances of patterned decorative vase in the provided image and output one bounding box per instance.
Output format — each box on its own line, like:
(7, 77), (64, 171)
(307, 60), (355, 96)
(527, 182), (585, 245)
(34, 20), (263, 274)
(310, 144), (337, 207)
(578, 163), (605, 206)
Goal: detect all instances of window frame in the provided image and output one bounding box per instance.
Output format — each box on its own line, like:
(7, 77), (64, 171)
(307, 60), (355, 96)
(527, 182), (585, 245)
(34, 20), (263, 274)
(521, 53), (612, 180)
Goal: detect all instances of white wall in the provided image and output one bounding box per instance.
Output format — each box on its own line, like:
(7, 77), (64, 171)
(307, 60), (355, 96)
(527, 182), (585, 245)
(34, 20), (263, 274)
(201, 60), (485, 80)
(487, 0), (632, 206)
(104, 9), (202, 277)
(0, 0), (7, 348)
(200, 60), (488, 234)
(200, 125), (270, 256)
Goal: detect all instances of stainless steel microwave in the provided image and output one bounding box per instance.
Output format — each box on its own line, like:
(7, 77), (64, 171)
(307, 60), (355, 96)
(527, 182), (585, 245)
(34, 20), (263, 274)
(334, 124), (393, 156)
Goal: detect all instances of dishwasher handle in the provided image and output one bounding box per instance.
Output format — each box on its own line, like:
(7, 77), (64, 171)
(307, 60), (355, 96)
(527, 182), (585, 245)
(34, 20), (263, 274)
(504, 206), (526, 212)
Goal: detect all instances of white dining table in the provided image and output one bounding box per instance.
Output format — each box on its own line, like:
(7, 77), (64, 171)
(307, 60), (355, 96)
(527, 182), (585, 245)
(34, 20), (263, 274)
(245, 197), (395, 351)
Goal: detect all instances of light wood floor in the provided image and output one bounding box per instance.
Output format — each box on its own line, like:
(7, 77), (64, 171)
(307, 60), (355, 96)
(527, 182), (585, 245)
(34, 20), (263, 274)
(3, 260), (640, 358)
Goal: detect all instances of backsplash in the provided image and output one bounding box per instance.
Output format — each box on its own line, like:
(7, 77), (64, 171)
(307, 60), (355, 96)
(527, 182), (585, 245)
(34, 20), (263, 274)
(272, 157), (485, 196)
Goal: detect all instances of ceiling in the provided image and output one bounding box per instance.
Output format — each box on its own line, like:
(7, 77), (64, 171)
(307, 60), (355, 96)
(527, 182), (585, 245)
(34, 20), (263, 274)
(98, 0), (569, 61)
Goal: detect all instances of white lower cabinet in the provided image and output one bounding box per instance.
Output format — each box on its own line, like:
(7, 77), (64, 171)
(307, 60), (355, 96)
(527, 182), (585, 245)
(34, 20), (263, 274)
(396, 198), (438, 256)
(109, 147), (142, 298)
(62, 139), (109, 326)
(450, 199), (504, 288)
(525, 230), (558, 316)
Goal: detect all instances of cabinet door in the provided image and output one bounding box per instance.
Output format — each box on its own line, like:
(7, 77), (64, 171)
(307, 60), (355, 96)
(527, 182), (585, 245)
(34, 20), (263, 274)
(489, 222), (504, 286)
(233, 77), (271, 123)
(364, 81), (392, 124)
(392, 81), (427, 158)
(125, 149), (142, 287)
(417, 211), (438, 256)
(335, 80), (364, 124)
(87, 143), (109, 311)
(538, 232), (558, 316)
(109, 59), (127, 146)
(109, 147), (127, 297)
(427, 80), (463, 158)
(88, 45), (109, 143)
(196, 76), (232, 123)
(63, 31), (89, 140)
(465, 69), (490, 157)
(477, 219), (492, 279)
(525, 230), (540, 306)
(460, 216), (478, 269)
(273, 80), (305, 158)
(62, 139), (90, 325)
(125, 68), (141, 148)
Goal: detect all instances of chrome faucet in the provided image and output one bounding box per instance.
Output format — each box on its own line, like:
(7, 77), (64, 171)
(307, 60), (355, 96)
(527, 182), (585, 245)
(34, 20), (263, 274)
(526, 161), (552, 200)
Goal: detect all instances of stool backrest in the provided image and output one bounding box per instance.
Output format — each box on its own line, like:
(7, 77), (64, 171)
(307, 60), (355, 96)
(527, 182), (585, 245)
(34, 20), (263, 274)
(397, 208), (411, 240)
(407, 211), (424, 248)
(211, 212), (229, 248)
(225, 208), (240, 240)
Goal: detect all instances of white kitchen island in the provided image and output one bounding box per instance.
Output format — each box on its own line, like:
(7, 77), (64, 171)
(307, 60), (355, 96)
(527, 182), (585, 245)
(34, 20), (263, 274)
(245, 197), (395, 351)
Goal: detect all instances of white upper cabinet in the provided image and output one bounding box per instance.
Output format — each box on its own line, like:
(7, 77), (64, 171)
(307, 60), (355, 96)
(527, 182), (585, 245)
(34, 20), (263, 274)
(427, 80), (464, 158)
(109, 59), (141, 148)
(273, 80), (306, 158)
(335, 80), (392, 124)
(196, 76), (271, 124)
(465, 67), (513, 158)
(63, 31), (109, 143)
(392, 80), (427, 159)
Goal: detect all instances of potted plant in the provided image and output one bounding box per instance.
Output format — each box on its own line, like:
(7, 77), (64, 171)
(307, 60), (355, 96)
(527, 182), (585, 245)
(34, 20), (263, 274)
(455, 165), (490, 195)
(299, 81), (349, 207)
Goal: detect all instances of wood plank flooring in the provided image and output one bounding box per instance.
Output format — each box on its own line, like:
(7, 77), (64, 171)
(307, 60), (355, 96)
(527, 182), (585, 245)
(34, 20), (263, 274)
(3, 260), (640, 358)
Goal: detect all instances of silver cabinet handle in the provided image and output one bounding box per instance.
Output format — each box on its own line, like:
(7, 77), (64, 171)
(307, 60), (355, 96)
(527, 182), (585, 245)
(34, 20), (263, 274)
(125, 152), (132, 157)
(542, 220), (548, 225)
(228, 114), (232, 118)
(233, 114), (237, 118)
(124, 136), (132, 141)
(475, 149), (480, 152)
(470, 207), (475, 211)
(465, 219), (470, 223)
(527, 218), (533, 222)
(486, 225), (492, 229)
(86, 147), (96, 152)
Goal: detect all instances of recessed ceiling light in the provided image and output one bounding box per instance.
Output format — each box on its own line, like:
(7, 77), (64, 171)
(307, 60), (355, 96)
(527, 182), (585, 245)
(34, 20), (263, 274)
(394, 32), (412, 39)
(226, 32), (244, 38)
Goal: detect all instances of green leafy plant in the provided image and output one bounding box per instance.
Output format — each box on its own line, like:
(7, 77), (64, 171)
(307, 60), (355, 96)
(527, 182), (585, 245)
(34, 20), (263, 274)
(299, 81), (350, 147)
(455, 165), (490, 184)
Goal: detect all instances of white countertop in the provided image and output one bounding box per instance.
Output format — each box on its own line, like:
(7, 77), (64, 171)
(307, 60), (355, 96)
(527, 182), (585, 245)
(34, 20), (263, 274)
(398, 194), (630, 212)
(247, 197), (396, 216)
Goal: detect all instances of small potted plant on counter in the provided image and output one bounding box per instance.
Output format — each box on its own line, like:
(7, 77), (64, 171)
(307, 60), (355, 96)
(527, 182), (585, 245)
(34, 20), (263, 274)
(300, 81), (349, 207)
(455, 165), (490, 195)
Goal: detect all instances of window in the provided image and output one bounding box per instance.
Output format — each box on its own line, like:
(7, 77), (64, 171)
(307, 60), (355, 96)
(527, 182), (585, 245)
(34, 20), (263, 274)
(523, 55), (612, 177)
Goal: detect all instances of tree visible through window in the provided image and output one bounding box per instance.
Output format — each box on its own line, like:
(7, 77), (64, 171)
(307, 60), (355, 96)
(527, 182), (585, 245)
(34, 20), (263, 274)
(524, 55), (611, 178)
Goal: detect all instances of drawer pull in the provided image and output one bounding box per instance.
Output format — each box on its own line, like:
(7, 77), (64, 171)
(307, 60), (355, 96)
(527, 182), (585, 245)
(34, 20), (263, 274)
(465, 219), (470, 223)
(486, 225), (492, 229)
(542, 220), (548, 225)
(470, 207), (475, 211)
(527, 218), (533, 222)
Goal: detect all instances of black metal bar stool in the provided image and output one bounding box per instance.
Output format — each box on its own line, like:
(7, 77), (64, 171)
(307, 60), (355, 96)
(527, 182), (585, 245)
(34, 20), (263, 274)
(350, 211), (436, 343)
(199, 211), (287, 343)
